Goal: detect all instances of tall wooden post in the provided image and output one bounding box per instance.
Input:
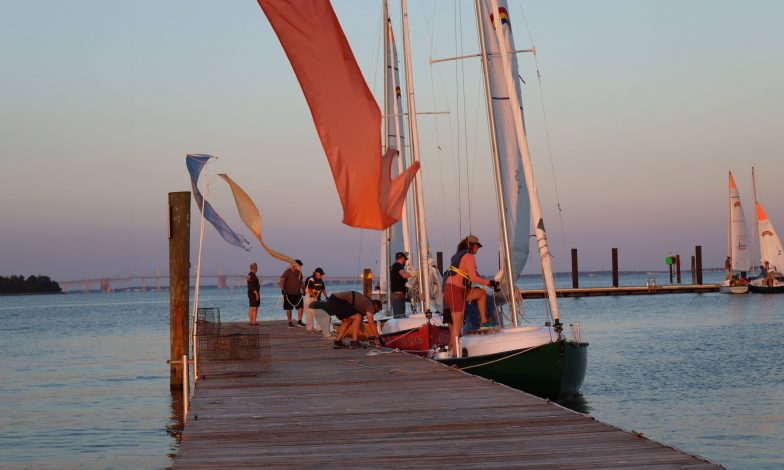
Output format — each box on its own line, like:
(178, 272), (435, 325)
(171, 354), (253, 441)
(695, 245), (703, 285)
(362, 269), (373, 297)
(676, 255), (682, 284)
(611, 248), (619, 288)
(436, 251), (443, 275)
(169, 192), (190, 389)
(571, 248), (579, 289)
(691, 256), (696, 284)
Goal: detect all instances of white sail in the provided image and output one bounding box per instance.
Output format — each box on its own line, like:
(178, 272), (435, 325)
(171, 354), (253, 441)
(728, 172), (750, 271)
(477, 0), (530, 279)
(756, 201), (784, 274)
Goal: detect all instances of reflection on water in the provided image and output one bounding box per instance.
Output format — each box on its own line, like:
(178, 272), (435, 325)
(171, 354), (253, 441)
(167, 390), (184, 462)
(558, 393), (591, 415)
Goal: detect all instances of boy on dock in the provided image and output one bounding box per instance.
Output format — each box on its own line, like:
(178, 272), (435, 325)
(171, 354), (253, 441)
(247, 263), (260, 325)
(304, 267), (328, 333)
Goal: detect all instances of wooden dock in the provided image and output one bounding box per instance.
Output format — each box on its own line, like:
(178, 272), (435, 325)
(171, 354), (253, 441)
(174, 321), (721, 469)
(521, 284), (719, 299)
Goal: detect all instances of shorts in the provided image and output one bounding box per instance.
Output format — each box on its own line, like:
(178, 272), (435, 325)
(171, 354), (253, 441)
(325, 294), (360, 321)
(444, 283), (466, 314)
(283, 293), (303, 310)
(248, 292), (260, 308)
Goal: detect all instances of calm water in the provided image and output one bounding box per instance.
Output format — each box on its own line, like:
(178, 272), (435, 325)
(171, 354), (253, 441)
(1, 272), (782, 469)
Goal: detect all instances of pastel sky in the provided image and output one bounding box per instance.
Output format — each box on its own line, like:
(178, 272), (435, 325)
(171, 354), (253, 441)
(1, 0), (782, 281)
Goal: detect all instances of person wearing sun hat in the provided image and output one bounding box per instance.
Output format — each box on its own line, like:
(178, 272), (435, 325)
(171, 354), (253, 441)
(443, 235), (499, 357)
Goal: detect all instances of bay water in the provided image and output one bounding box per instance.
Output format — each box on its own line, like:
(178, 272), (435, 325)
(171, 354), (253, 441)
(1, 271), (782, 469)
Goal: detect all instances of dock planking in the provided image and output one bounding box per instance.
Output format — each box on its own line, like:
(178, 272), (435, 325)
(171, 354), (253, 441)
(174, 321), (721, 469)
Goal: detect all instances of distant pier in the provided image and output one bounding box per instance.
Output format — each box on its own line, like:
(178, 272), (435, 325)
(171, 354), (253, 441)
(521, 284), (720, 299)
(174, 321), (721, 469)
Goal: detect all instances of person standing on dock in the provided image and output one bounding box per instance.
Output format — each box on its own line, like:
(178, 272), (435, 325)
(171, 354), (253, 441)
(309, 291), (382, 348)
(389, 252), (413, 318)
(304, 267), (328, 333)
(247, 263), (260, 325)
(443, 235), (499, 357)
(280, 259), (305, 328)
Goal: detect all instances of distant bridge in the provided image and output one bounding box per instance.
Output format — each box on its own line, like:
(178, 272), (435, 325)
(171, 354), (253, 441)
(57, 273), (364, 293)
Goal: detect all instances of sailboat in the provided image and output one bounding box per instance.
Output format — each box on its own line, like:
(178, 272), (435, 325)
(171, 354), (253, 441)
(378, 0), (450, 355)
(749, 168), (784, 293)
(720, 171), (750, 294)
(429, 0), (587, 401)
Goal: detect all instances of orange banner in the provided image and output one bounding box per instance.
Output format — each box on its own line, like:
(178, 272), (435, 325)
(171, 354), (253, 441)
(257, 0), (419, 230)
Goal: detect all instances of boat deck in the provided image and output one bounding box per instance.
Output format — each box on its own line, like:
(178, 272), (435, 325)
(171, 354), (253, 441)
(174, 320), (721, 469)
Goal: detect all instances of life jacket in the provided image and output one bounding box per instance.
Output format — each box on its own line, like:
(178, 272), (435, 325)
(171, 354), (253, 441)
(443, 248), (472, 289)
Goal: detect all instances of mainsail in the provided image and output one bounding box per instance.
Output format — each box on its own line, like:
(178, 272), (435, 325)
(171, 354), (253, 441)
(756, 201), (784, 274)
(728, 171), (750, 271)
(477, 0), (531, 279)
(256, 0), (419, 230)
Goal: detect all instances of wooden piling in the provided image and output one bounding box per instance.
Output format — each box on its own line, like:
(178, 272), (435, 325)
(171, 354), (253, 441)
(611, 248), (619, 288)
(676, 255), (682, 284)
(362, 269), (373, 297)
(169, 192), (190, 389)
(571, 248), (579, 289)
(436, 251), (443, 275)
(695, 245), (703, 285)
(691, 256), (696, 284)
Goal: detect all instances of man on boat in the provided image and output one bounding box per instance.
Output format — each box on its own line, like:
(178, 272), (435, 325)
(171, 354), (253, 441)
(389, 252), (414, 318)
(304, 267), (329, 334)
(308, 291), (382, 348)
(443, 235), (499, 357)
(247, 262), (260, 325)
(280, 259), (305, 328)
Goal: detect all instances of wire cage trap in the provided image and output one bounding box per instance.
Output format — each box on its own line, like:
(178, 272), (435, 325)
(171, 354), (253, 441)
(196, 331), (270, 379)
(195, 307), (221, 336)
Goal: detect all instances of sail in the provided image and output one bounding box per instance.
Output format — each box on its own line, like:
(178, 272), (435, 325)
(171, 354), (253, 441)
(256, 0), (419, 230)
(728, 172), (750, 271)
(386, 19), (411, 264)
(756, 201), (784, 274)
(478, 0), (530, 279)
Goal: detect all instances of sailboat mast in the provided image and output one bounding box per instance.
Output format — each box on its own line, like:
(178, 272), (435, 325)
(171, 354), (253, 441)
(400, 0), (431, 313)
(752, 166), (760, 267)
(381, 0), (391, 306)
(486, 0), (561, 326)
(473, 0), (519, 325)
(727, 171), (732, 265)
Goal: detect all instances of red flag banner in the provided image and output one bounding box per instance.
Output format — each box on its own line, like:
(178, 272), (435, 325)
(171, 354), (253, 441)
(257, 0), (419, 230)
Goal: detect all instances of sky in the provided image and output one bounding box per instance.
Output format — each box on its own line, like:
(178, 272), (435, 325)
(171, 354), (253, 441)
(1, 0), (783, 282)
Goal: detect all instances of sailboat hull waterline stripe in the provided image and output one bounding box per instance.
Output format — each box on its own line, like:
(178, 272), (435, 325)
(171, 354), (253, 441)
(256, 0), (419, 230)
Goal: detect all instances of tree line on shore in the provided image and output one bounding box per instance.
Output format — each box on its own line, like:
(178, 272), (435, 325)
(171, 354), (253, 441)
(0, 275), (61, 294)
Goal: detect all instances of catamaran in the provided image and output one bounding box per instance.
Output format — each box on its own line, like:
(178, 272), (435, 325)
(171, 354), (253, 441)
(720, 171), (750, 294)
(427, 0), (588, 401)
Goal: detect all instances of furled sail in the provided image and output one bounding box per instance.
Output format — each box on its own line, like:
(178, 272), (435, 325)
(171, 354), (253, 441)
(186, 155), (251, 251)
(756, 201), (784, 274)
(256, 0), (419, 230)
(728, 172), (750, 271)
(219, 173), (296, 265)
(385, 19), (412, 266)
(478, 0), (530, 279)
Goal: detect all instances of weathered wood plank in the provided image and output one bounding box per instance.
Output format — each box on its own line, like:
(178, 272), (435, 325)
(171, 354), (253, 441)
(174, 321), (722, 469)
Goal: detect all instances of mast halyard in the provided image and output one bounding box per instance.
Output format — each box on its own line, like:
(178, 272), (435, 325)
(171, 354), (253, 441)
(400, 0), (432, 314)
(485, 0), (561, 329)
(473, 0), (519, 326)
(727, 171), (732, 268)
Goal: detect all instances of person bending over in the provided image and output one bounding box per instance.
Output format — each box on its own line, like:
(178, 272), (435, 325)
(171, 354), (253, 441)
(309, 291), (382, 348)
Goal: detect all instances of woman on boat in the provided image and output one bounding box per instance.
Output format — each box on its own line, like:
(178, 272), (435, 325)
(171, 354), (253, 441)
(443, 235), (499, 357)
